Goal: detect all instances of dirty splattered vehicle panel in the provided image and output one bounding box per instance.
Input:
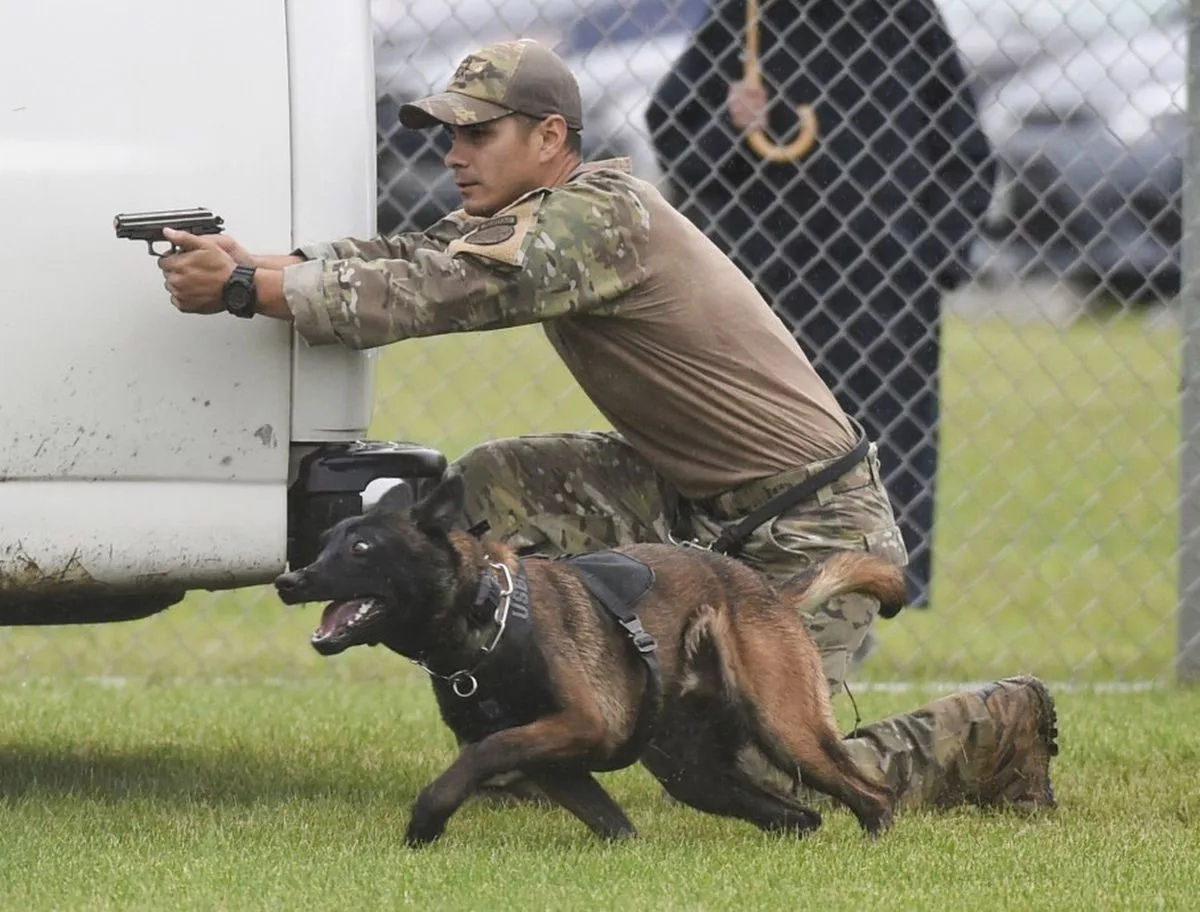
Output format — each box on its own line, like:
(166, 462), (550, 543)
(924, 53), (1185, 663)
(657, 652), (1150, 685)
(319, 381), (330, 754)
(0, 0), (446, 625)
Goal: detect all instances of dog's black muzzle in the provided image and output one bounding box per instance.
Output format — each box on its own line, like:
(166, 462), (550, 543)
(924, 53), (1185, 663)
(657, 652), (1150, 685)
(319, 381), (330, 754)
(274, 567), (318, 605)
(275, 566), (390, 656)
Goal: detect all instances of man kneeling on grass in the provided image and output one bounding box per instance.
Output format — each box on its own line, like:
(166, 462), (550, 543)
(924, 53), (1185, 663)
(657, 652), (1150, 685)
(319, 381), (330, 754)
(156, 39), (1058, 812)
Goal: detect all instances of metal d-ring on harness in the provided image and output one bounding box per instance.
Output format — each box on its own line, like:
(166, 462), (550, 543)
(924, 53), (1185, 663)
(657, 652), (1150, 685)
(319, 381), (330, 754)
(410, 559), (516, 698)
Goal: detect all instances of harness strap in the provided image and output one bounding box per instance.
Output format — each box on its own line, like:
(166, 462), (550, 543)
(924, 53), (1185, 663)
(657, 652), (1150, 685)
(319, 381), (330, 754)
(711, 430), (870, 557)
(569, 559), (662, 772)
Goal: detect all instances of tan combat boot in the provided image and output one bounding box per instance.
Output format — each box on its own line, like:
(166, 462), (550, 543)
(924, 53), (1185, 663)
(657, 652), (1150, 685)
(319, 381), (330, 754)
(839, 675), (1059, 812)
(968, 675), (1059, 811)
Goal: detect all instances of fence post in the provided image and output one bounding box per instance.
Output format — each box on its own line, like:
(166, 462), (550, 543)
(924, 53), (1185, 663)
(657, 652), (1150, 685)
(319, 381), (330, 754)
(1179, 0), (1200, 683)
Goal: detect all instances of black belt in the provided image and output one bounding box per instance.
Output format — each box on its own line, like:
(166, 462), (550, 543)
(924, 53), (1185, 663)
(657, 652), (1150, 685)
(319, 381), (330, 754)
(702, 431), (871, 558)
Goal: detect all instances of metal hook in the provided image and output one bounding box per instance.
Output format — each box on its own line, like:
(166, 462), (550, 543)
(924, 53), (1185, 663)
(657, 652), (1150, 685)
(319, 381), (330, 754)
(743, 0), (818, 163)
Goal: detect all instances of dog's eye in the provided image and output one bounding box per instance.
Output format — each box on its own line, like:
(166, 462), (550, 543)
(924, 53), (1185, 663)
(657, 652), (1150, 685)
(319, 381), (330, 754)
(351, 540), (371, 554)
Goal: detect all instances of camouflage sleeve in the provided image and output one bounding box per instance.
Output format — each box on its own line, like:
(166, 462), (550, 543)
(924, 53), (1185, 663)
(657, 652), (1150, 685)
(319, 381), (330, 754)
(293, 211), (474, 262)
(283, 174), (651, 349)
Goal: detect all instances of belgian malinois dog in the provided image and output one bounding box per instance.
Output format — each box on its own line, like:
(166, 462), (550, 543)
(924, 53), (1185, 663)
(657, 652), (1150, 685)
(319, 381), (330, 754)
(275, 475), (904, 847)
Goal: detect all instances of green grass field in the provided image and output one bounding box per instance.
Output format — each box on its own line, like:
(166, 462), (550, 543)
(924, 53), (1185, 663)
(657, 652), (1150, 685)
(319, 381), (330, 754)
(1, 311), (1192, 910)
(3, 680), (1198, 911)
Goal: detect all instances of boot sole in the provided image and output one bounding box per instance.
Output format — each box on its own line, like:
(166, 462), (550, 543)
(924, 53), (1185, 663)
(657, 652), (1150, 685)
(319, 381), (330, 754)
(1002, 675), (1059, 810)
(1013, 675), (1059, 758)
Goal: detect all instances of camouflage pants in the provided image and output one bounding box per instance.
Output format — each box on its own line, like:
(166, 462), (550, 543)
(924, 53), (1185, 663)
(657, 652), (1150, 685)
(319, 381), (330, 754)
(451, 432), (1024, 809)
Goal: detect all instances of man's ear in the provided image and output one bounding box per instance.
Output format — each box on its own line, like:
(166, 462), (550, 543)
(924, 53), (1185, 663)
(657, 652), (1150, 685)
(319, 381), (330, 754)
(411, 473), (466, 533)
(538, 114), (569, 162)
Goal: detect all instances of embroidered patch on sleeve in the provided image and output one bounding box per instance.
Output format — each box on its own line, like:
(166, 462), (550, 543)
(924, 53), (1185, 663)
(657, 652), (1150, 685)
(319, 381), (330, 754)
(463, 215), (517, 246)
(447, 194), (541, 267)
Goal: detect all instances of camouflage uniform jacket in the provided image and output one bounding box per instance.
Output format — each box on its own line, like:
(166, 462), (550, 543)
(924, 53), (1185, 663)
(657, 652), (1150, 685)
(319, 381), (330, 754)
(283, 158), (854, 499)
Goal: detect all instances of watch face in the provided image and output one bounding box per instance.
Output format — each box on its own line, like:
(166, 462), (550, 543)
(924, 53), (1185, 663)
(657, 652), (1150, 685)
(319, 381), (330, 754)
(226, 285), (250, 309)
(223, 267), (256, 317)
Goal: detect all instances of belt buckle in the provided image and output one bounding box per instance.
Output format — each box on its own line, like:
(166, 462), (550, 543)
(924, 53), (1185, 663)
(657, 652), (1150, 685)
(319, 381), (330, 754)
(743, 470), (801, 516)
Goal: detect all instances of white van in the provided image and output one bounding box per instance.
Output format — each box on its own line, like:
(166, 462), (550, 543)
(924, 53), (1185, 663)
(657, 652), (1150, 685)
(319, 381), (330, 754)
(0, 0), (445, 625)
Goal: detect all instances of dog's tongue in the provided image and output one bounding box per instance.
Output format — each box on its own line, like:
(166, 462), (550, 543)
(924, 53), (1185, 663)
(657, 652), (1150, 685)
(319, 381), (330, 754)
(314, 598), (375, 642)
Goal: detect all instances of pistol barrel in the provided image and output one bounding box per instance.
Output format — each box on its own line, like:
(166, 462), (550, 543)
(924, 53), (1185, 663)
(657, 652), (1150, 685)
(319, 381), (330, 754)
(113, 207), (224, 238)
(114, 207), (225, 254)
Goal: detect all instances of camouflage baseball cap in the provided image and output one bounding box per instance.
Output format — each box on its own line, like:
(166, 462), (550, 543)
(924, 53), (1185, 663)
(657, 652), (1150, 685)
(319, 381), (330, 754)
(399, 39), (583, 132)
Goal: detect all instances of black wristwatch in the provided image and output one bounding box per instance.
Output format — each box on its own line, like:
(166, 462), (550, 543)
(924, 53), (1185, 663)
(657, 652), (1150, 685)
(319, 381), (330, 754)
(222, 265), (258, 318)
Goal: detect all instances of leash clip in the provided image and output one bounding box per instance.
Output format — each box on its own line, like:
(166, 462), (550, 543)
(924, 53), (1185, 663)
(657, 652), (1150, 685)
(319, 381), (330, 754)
(666, 531), (712, 551)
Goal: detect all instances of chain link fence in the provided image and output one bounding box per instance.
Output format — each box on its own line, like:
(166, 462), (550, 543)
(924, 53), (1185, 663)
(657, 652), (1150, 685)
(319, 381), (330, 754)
(2, 0), (1185, 684)
(369, 0), (1184, 685)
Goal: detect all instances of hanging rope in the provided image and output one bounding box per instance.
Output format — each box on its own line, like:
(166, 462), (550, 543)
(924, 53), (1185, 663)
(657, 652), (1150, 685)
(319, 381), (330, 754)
(743, 0), (819, 163)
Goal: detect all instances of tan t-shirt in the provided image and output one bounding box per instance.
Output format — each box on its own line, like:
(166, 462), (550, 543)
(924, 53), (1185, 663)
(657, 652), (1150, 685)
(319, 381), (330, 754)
(285, 159), (855, 499)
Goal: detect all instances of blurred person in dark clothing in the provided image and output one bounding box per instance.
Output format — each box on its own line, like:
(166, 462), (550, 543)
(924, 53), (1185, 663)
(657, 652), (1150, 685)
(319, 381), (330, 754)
(646, 0), (994, 608)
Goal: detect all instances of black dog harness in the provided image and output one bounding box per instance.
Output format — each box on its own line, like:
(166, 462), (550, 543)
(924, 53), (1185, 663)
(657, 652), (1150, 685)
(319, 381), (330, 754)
(416, 552), (660, 772)
(563, 551), (660, 771)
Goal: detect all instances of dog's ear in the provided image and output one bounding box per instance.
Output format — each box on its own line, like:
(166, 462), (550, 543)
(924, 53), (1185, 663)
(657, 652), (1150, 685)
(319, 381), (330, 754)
(374, 480), (415, 514)
(411, 473), (466, 534)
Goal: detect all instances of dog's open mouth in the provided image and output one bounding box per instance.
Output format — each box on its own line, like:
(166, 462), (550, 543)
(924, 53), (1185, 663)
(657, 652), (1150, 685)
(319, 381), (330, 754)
(311, 598), (386, 656)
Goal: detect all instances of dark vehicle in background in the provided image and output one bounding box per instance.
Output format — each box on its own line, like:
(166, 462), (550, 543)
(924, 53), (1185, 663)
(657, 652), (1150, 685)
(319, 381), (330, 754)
(373, 0), (1185, 302)
(943, 0), (1184, 300)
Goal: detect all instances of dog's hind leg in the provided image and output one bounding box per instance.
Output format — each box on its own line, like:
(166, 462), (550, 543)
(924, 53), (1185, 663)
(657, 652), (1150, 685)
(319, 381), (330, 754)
(663, 765), (824, 836)
(725, 622), (895, 837)
(641, 706), (823, 837)
(525, 767), (637, 841)
(752, 720), (894, 837)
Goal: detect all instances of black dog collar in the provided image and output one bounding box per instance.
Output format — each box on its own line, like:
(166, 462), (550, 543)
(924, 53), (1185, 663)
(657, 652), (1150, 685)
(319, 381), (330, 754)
(411, 560), (526, 697)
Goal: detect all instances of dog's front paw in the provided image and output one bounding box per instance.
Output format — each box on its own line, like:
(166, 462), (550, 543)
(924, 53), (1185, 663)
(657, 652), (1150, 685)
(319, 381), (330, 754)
(405, 792), (450, 847)
(405, 813), (447, 848)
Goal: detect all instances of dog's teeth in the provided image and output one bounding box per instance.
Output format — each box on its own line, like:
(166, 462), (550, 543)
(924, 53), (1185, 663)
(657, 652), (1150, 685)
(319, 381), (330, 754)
(357, 603), (371, 617)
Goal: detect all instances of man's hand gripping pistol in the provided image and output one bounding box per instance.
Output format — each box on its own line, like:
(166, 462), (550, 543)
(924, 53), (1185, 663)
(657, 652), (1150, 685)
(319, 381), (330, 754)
(114, 207), (225, 255)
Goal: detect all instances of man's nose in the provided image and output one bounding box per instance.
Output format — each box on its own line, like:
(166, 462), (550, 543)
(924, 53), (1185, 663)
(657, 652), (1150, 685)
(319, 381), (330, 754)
(444, 141), (466, 170)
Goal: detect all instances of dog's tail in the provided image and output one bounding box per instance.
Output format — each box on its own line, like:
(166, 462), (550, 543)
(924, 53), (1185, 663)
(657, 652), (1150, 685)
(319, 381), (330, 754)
(779, 552), (906, 618)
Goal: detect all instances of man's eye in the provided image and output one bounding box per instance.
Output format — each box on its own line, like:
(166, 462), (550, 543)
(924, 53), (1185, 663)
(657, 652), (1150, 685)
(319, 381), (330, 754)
(351, 541), (371, 554)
